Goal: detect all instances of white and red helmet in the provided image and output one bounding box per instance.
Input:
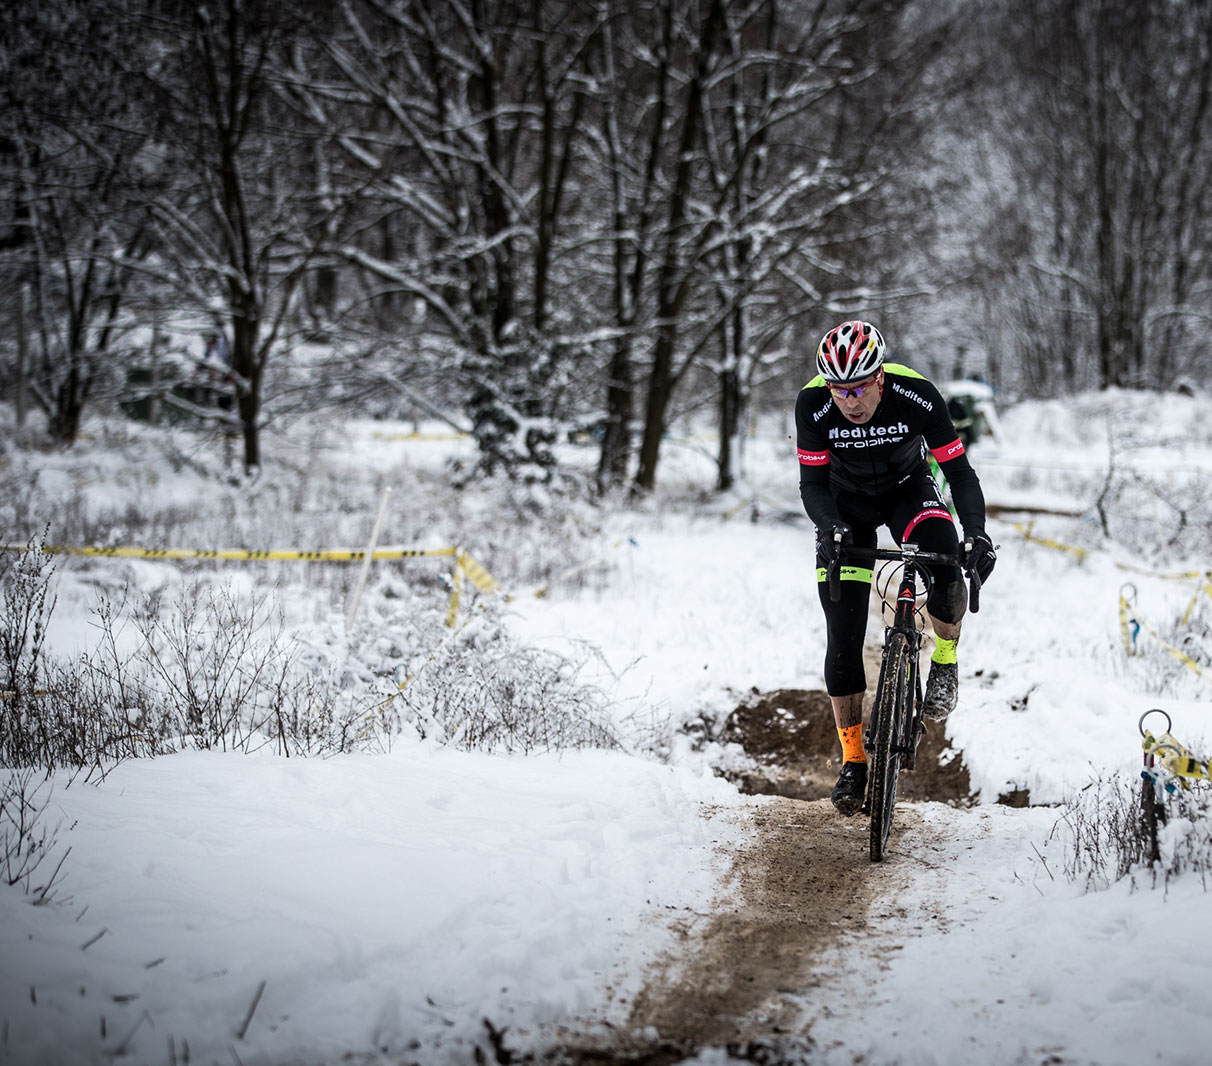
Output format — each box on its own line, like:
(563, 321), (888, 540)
(816, 320), (886, 383)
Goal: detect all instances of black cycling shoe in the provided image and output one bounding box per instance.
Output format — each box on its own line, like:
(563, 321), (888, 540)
(923, 661), (959, 720)
(831, 760), (868, 817)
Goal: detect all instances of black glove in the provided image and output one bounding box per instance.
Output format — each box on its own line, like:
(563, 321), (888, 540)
(964, 531), (997, 583)
(819, 521), (853, 566)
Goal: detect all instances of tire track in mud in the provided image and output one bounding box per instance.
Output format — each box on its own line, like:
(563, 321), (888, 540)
(528, 591), (1023, 1064)
(537, 658), (974, 1065)
(624, 797), (898, 1048)
(537, 613), (973, 1062)
(542, 795), (941, 1064)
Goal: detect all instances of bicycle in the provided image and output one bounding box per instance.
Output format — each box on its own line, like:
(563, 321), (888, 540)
(827, 541), (982, 862)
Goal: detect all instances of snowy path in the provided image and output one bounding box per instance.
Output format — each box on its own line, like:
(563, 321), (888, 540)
(543, 792), (1211, 1066)
(539, 794), (1063, 1064)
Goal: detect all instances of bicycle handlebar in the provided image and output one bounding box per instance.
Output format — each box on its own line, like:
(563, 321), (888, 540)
(826, 540), (981, 613)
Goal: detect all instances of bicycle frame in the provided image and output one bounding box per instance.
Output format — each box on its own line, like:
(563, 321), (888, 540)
(826, 541), (980, 861)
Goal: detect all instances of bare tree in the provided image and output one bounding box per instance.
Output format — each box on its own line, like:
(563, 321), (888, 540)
(0, 0), (158, 443)
(971, 0), (1212, 393)
(118, 0), (350, 471)
(588, 0), (970, 492)
(299, 0), (605, 479)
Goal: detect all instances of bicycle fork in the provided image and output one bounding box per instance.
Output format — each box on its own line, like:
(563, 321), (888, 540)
(901, 638), (924, 771)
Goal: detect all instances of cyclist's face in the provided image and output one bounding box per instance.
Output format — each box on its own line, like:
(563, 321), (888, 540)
(828, 371), (883, 423)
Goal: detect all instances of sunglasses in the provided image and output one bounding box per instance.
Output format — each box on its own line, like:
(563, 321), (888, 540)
(827, 377), (879, 398)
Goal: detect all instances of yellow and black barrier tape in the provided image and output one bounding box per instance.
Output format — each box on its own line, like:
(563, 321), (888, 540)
(1, 542), (467, 564)
(372, 431), (470, 442)
(1182, 573), (1212, 625)
(1013, 526), (1212, 624)
(1, 542), (498, 626)
(1014, 528), (1212, 590)
(1119, 586), (1141, 655)
(1119, 583), (1210, 684)
(445, 550), (501, 625)
(1141, 715), (1211, 787)
(1011, 520), (1090, 559)
(453, 551), (499, 594)
(1116, 562), (1212, 582)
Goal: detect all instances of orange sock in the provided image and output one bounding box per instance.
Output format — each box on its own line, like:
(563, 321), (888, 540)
(837, 723), (867, 764)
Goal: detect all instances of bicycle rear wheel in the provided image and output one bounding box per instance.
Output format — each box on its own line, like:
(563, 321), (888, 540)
(869, 629), (911, 862)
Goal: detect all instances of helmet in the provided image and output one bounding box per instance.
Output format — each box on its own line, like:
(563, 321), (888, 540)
(816, 320), (886, 383)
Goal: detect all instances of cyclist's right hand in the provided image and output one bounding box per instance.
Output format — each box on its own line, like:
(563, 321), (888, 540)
(820, 521), (853, 565)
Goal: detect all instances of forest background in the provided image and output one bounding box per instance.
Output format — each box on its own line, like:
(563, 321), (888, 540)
(2, 0), (1210, 486)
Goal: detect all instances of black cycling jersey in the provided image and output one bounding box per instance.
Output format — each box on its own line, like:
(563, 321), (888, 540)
(794, 363), (986, 537)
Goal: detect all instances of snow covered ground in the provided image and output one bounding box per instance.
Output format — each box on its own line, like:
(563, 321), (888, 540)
(2, 389), (1211, 1065)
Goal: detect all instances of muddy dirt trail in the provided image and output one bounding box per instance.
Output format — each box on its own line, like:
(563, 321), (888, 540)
(615, 796), (929, 1060)
(535, 679), (977, 1065)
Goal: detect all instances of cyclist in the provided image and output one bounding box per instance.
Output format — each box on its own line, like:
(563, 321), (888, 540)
(795, 320), (996, 816)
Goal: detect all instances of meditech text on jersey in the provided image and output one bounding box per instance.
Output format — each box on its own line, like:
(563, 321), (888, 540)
(889, 380), (934, 410)
(828, 421), (911, 441)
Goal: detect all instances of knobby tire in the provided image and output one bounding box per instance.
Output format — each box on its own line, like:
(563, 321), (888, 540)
(869, 630), (911, 863)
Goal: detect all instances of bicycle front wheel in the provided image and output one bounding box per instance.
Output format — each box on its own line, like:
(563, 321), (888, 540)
(869, 629), (911, 862)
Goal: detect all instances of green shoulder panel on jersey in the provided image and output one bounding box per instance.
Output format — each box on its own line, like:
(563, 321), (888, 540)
(801, 362), (924, 390)
(882, 362), (925, 380)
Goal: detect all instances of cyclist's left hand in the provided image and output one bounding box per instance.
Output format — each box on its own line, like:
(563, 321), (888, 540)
(964, 531), (997, 583)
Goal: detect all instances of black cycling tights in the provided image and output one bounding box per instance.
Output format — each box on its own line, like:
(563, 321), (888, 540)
(816, 474), (967, 697)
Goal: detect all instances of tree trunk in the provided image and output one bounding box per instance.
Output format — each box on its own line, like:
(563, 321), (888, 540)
(230, 317), (260, 471)
(717, 362), (739, 493)
(597, 339), (634, 492)
(634, 0), (727, 492)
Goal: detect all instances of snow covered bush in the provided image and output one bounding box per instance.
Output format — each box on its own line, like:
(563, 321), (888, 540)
(1062, 771), (1212, 890)
(0, 771), (68, 903)
(389, 614), (625, 754)
(0, 537), (58, 768)
(2, 539), (631, 770)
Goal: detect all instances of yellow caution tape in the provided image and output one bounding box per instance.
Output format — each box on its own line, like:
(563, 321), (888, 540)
(372, 431), (470, 441)
(1115, 591), (1212, 683)
(1115, 561), (1212, 582)
(1119, 586), (1210, 683)
(1119, 587), (1140, 655)
(1009, 524), (1211, 588)
(998, 525), (1212, 679)
(1, 542), (460, 563)
(1, 542), (498, 627)
(454, 549), (499, 593)
(1181, 573), (1212, 626)
(443, 550), (498, 625)
(1142, 729), (1211, 785)
(1012, 521), (1090, 559)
